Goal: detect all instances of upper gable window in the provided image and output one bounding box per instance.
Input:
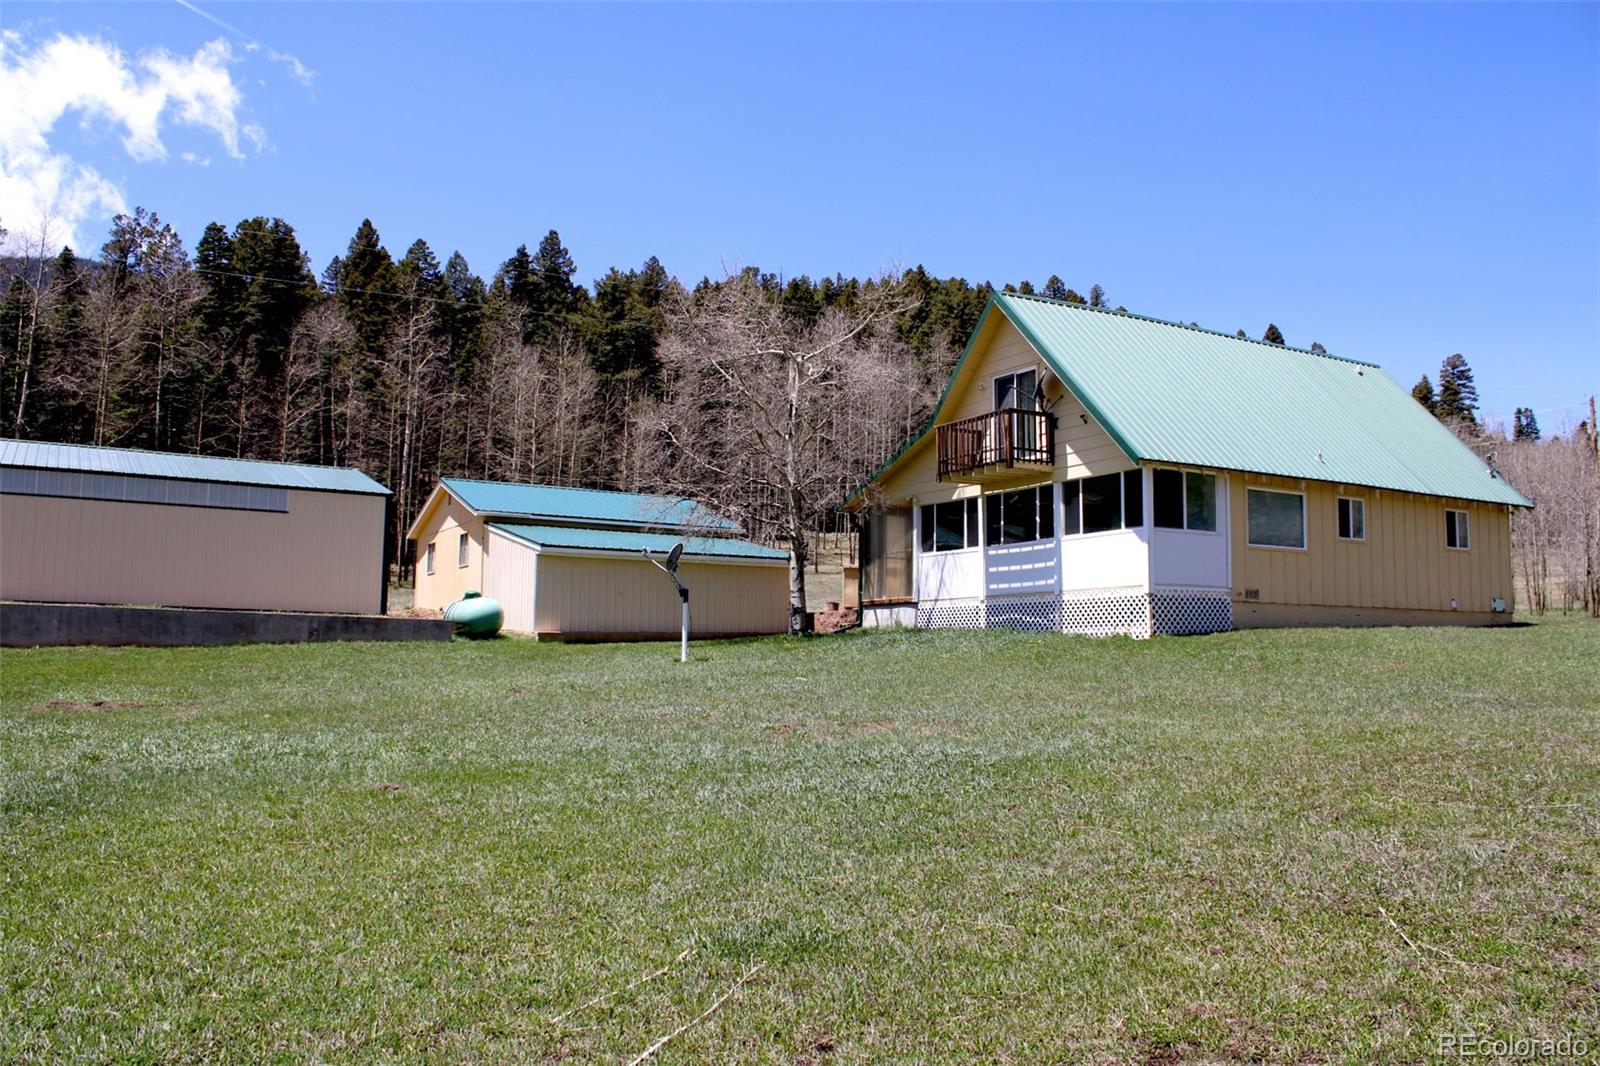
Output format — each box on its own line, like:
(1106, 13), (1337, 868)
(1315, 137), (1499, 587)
(993, 369), (1038, 412)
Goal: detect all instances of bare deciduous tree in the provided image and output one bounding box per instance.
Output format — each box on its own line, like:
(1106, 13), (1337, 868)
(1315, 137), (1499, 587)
(647, 272), (923, 631)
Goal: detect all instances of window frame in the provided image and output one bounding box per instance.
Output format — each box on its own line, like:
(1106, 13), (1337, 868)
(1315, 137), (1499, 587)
(1246, 487), (1308, 551)
(1062, 470), (1144, 538)
(1337, 496), (1366, 542)
(1151, 466), (1219, 534)
(425, 540), (436, 575)
(458, 531), (470, 567)
(983, 483), (1054, 546)
(991, 368), (1040, 412)
(918, 498), (981, 554)
(1445, 508), (1471, 550)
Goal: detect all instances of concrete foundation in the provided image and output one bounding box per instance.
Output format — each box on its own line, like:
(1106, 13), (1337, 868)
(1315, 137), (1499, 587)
(1, 601), (453, 648)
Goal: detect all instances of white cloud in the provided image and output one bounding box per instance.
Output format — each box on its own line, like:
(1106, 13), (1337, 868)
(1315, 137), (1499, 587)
(268, 50), (316, 90)
(0, 33), (259, 253)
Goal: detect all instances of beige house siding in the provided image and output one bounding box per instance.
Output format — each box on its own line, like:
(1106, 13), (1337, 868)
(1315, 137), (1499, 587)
(876, 317), (1133, 506)
(533, 554), (788, 638)
(481, 526), (537, 633)
(413, 495), (485, 611)
(0, 488), (384, 614)
(1227, 471), (1514, 616)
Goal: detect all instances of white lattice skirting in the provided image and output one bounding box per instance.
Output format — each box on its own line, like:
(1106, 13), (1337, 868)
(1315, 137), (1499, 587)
(917, 590), (1232, 638)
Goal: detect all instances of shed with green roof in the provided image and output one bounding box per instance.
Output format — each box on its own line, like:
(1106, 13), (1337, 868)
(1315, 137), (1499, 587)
(849, 293), (1525, 636)
(406, 478), (788, 639)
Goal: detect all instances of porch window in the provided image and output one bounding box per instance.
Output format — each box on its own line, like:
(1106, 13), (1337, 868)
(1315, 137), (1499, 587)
(1065, 470), (1142, 535)
(1247, 488), (1306, 549)
(1154, 469), (1217, 532)
(1338, 497), (1365, 541)
(919, 498), (980, 553)
(1446, 508), (1470, 549)
(984, 484), (1053, 545)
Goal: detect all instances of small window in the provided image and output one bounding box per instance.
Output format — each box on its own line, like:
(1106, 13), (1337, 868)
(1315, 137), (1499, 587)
(1080, 473), (1123, 534)
(425, 541), (436, 575)
(1338, 497), (1366, 541)
(1247, 488), (1306, 549)
(1446, 509), (1470, 549)
(1154, 469), (1218, 532)
(919, 499), (980, 553)
(1063, 471), (1143, 536)
(993, 369), (1038, 412)
(458, 531), (470, 567)
(1061, 479), (1081, 536)
(1122, 470), (1143, 529)
(984, 484), (1053, 545)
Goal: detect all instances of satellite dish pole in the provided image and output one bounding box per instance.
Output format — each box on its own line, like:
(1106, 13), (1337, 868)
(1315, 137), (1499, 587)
(643, 542), (689, 662)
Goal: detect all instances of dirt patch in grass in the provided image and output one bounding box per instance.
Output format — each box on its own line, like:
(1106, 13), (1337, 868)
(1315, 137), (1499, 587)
(43, 698), (154, 712)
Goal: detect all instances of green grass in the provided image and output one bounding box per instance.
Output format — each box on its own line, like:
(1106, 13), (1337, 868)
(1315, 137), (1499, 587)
(3, 621), (1598, 1064)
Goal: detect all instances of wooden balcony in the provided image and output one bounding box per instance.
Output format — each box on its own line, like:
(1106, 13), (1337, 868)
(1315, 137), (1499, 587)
(936, 408), (1056, 483)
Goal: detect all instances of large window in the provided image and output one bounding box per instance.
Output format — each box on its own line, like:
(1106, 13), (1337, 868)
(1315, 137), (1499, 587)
(1338, 497), (1366, 541)
(1063, 470), (1142, 536)
(1247, 488), (1306, 549)
(919, 497), (981, 552)
(1446, 508), (1470, 549)
(1153, 469), (1217, 532)
(985, 484), (1054, 545)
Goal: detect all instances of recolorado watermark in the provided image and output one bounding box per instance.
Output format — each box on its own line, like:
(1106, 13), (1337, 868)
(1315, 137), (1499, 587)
(1437, 1033), (1592, 1060)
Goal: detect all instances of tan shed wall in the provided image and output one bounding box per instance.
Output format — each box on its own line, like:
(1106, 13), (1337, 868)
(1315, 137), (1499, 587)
(532, 554), (788, 637)
(481, 527), (537, 633)
(0, 488), (384, 614)
(1227, 471), (1514, 615)
(413, 496), (485, 611)
(877, 317), (1133, 505)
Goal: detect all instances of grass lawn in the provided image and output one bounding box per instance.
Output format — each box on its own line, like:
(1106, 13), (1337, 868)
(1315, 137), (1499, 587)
(3, 621), (1598, 1064)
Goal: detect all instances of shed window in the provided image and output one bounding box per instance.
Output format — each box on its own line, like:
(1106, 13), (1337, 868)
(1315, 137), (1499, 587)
(985, 484), (1053, 545)
(1247, 488), (1306, 549)
(426, 541), (436, 574)
(1338, 497), (1366, 541)
(1446, 509), (1470, 549)
(1153, 469), (1216, 532)
(458, 532), (470, 566)
(919, 498), (980, 553)
(1066, 471), (1142, 535)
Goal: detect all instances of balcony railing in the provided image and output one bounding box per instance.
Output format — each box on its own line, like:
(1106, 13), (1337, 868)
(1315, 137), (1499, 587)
(936, 407), (1055, 481)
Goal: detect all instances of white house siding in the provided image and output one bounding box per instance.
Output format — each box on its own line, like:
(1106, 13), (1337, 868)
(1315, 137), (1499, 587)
(916, 547), (983, 601)
(1149, 469), (1232, 591)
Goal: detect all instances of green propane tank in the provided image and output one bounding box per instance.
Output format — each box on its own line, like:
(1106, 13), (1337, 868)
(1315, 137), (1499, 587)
(443, 590), (504, 637)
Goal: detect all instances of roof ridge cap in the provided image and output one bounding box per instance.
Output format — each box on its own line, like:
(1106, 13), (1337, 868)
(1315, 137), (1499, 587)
(442, 475), (694, 505)
(996, 291), (1381, 369)
(0, 437), (367, 473)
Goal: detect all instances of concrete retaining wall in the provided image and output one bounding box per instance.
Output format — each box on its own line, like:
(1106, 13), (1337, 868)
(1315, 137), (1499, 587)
(1, 602), (452, 648)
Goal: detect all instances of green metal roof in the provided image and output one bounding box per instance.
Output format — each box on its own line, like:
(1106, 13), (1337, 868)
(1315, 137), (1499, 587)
(0, 438), (388, 495)
(486, 523), (788, 561)
(858, 294), (1529, 508)
(443, 477), (739, 531)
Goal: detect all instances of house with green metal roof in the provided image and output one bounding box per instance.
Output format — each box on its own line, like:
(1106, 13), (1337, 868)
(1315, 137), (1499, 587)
(848, 292), (1527, 636)
(406, 477), (788, 639)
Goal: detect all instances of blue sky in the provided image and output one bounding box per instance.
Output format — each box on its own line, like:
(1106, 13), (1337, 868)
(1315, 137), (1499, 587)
(2, 2), (1595, 427)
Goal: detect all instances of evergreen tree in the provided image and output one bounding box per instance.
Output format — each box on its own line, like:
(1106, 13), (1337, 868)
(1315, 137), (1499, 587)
(1042, 275), (1068, 300)
(335, 219), (396, 356)
(1088, 283), (1107, 308)
(1263, 323), (1286, 346)
(1235, 329), (1247, 339)
(1412, 375), (1436, 411)
(1435, 353), (1478, 422)
(1016, 280), (1036, 295)
(1309, 341), (1327, 353)
(1513, 406), (1541, 442)
(1063, 288), (1086, 305)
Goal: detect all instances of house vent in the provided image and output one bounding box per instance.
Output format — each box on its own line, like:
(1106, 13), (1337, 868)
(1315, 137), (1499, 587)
(1243, 588), (1261, 602)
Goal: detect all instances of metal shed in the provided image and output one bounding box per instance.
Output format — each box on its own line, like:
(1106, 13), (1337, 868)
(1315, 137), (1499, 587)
(0, 439), (390, 615)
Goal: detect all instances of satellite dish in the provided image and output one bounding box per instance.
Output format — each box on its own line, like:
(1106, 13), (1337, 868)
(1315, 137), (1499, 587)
(665, 543), (684, 572)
